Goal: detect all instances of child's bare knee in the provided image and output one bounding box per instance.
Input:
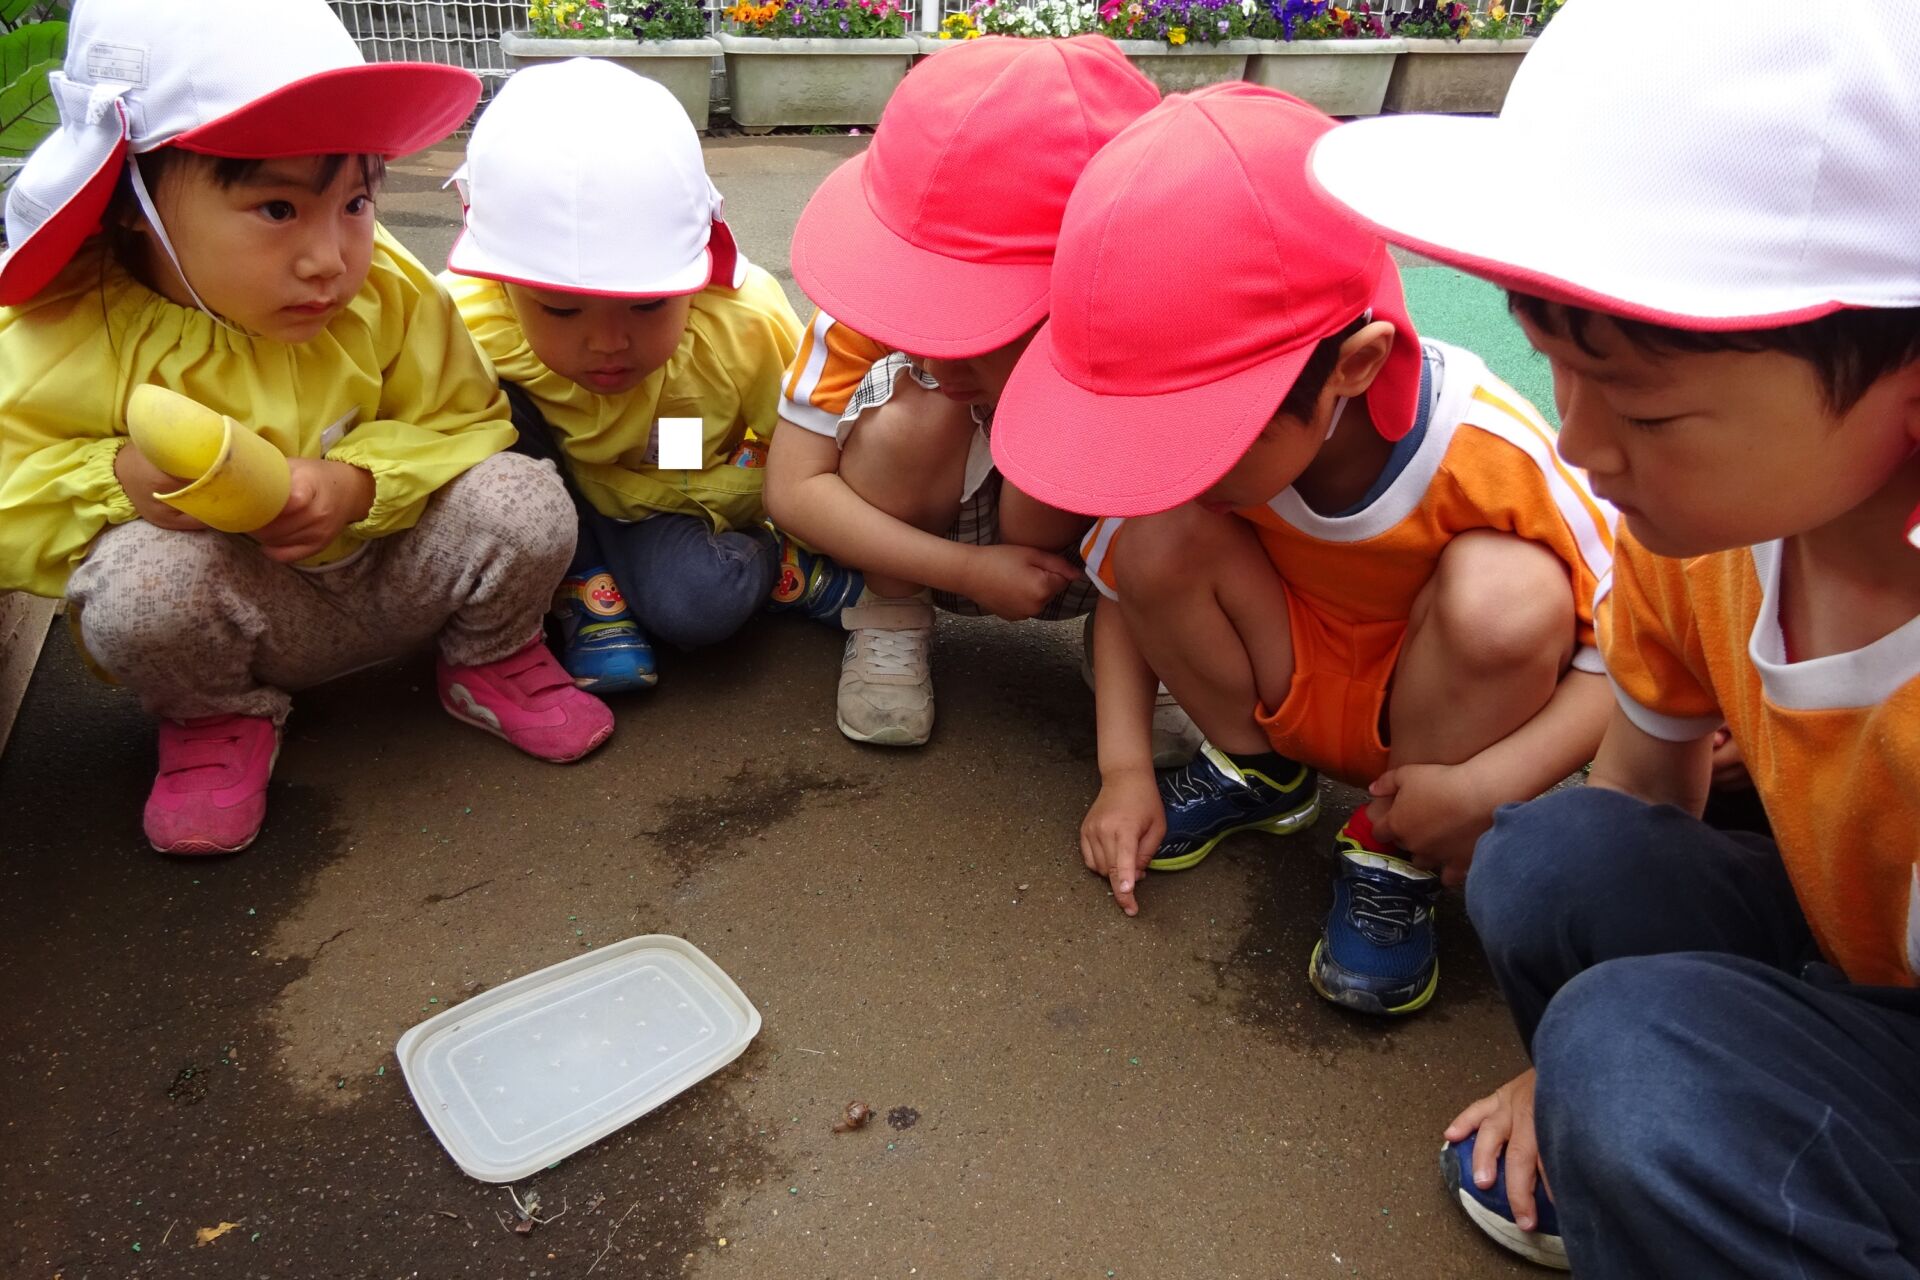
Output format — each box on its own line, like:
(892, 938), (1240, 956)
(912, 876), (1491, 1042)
(1429, 533), (1575, 673)
(1110, 504), (1245, 597)
(842, 382), (973, 475)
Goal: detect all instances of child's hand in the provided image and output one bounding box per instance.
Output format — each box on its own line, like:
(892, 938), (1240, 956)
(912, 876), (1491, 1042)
(1367, 762), (1491, 885)
(252, 458), (375, 564)
(1080, 769), (1165, 916)
(1445, 1069), (1552, 1233)
(113, 442), (209, 533)
(962, 543), (1081, 621)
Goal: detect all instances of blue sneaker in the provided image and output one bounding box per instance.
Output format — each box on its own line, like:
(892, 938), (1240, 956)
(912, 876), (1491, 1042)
(1149, 742), (1320, 871)
(552, 568), (656, 692)
(1309, 811), (1440, 1015)
(1441, 1134), (1569, 1270)
(767, 527), (864, 625)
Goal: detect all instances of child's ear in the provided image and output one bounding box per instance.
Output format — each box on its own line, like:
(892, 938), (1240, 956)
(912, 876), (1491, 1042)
(1325, 320), (1398, 399)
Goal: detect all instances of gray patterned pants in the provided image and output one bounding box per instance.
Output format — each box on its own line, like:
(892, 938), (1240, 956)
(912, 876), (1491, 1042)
(68, 452), (576, 723)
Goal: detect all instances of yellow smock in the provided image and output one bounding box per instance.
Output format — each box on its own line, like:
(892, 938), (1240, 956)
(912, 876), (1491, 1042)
(0, 226), (515, 598)
(443, 265), (801, 533)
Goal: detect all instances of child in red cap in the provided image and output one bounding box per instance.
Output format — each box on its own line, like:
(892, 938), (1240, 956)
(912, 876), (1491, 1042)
(993, 85), (1616, 1020)
(0, 0), (612, 856)
(1312, 0), (1920, 1269)
(767, 35), (1164, 749)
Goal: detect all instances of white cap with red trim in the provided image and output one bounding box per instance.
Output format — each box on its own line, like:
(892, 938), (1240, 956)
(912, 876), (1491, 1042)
(446, 58), (743, 299)
(0, 0), (479, 307)
(1307, 0), (1920, 330)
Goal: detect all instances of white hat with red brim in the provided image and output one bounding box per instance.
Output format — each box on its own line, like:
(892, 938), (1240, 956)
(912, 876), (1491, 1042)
(0, 0), (478, 307)
(1307, 0), (1920, 330)
(445, 58), (744, 298)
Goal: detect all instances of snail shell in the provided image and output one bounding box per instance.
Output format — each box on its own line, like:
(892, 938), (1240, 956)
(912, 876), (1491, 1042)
(831, 1101), (874, 1133)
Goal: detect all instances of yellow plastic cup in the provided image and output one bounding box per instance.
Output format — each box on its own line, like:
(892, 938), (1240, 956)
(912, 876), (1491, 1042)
(125, 385), (291, 534)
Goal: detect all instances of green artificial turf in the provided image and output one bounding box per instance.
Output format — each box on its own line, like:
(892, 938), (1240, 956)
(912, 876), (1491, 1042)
(1400, 265), (1558, 426)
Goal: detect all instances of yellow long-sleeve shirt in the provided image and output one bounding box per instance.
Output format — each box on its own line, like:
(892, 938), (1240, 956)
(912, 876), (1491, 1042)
(0, 226), (515, 598)
(444, 266), (801, 533)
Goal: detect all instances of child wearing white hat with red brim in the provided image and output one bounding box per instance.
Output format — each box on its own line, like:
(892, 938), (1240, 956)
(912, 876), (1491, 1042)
(0, 0), (614, 857)
(1309, 0), (1920, 1270)
(443, 59), (845, 694)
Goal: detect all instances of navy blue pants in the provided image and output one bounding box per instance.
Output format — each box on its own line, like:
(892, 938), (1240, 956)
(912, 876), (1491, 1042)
(505, 384), (777, 649)
(1468, 786), (1920, 1279)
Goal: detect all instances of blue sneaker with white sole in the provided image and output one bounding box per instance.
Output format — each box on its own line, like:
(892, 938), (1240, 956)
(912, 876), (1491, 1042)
(1442, 1133), (1569, 1270)
(1309, 809), (1441, 1015)
(552, 567), (656, 692)
(1149, 742), (1320, 871)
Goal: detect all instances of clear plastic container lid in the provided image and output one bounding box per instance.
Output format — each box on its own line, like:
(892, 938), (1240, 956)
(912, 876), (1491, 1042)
(396, 935), (761, 1182)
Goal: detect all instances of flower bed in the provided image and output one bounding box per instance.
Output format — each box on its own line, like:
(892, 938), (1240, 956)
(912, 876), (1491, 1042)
(719, 0), (916, 130)
(1379, 1), (1534, 113)
(1243, 1), (1396, 116)
(1100, 0), (1255, 91)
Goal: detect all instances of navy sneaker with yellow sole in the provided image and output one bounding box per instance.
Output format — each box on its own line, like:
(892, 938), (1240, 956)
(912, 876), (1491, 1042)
(1309, 809), (1440, 1015)
(1150, 742), (1320, 872)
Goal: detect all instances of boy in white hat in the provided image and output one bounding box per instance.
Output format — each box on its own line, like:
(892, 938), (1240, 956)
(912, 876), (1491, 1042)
(444, 59), (843, 693)
(1311, 0), (1920, 1270)
(0, 0), (613, 857)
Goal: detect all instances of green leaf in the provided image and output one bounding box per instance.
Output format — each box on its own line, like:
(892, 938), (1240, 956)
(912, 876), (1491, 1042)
(0, 55), (59, 157)
(0, 0), (37, 27)
(0, 20), (64, 84)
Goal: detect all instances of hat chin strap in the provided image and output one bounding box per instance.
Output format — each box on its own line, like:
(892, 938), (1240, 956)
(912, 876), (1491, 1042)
(126, 159), (244, 333)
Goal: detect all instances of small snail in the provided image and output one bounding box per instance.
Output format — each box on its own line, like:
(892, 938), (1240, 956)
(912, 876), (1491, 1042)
(831, 1101), (874, 1133)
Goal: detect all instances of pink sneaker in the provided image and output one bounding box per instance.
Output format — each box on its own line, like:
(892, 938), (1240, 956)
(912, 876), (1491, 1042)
(144, 714), (280, 855)
(437, 637), (614, 762)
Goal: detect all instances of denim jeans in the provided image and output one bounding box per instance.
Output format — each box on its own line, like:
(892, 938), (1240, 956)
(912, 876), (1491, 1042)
(505, 384), (778, 649)
(1468, 787), (1920, 1279)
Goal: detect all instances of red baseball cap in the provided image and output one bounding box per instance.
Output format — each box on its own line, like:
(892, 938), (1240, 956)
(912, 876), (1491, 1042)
(789, 35), (1158, 359)
(992, 83), (1421, 518)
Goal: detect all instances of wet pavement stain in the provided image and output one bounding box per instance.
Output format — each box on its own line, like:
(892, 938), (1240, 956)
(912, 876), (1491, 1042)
(0, 644), (780, 1279)
(638, 762), (866, 884)
(885, 1105), (920, 1131)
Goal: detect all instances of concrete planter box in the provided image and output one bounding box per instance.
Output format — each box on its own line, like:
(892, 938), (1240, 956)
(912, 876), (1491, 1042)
(1113, 39), (1256, 94)
(1242, 38), (1403, 116)
(716, 33), (918, 132)
(1381, 37), (1533, 114)
(500, 31), (722, 129)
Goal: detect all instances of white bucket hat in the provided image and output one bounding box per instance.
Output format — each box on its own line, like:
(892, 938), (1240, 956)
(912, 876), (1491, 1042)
(1308, 0), (1920, 329)
(0, 0), (479, 307)
(446, 58), (744, 298)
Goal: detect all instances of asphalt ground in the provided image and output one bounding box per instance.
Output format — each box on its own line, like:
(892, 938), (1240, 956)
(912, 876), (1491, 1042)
(0, 137), (1555, 1279)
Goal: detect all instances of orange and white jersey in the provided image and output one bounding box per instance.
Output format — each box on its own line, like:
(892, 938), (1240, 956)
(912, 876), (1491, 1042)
(779, 308), (891, 438)
(1083, 340), (1618, 672)
(1600, 530), (1920, 988)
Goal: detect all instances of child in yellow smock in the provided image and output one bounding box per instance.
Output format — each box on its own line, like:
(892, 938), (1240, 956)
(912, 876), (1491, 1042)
(0, 0), (613, 856)
(443, 60), (851, 694)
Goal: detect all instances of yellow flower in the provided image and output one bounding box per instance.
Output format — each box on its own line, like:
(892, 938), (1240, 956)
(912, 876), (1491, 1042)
(1488, 3), (1506, 16)
(1168, 24), (1186, 42)
(938, 27), (951, 35)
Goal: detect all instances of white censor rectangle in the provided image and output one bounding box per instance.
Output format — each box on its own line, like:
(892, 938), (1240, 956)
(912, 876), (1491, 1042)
(656, 417), (704, 471)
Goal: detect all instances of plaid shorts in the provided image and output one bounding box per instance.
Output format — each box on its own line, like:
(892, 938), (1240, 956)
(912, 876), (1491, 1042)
(841, 355), (1099, 621)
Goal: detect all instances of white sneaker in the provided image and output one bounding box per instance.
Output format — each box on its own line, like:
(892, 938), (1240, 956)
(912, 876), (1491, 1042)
(1079, 614), (1203, 768)
(837, 592), (936, 747)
